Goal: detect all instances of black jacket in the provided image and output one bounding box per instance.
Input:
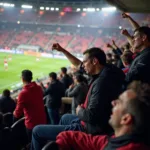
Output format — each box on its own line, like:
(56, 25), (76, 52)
(0, 96), (16, 114)
(78, 64), (125, 135)
(43, 80), (65, 109)
(66, 82), (88, 107)
(61, 74), (73, 90)
(126, 47), (150, 85)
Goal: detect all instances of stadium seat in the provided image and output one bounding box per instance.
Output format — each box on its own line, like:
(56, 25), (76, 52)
(3, 112), (13, 127)
(42, 141), (59, 150)
(0, 127), (12, 150)
(11, 117), (28, 150)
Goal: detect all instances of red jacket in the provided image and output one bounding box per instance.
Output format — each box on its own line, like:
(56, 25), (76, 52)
(56, 131), (150, 150)
(14, 82), (47, 129)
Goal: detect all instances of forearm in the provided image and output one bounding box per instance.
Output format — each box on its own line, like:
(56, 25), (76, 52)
(126, 35), (134, 46)
(61, 48), (82, 67)
(128, 16), (140, 30)
(112, 44), (118, 50)
(13, 105), (23, 118)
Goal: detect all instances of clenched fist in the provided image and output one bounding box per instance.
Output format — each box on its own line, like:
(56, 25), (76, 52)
(121, 29), (129, 36)
(122, 12), (130, 18)
(52, 43), (64, 52)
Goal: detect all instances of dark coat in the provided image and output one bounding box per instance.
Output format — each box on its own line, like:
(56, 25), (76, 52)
(61, 74), (73, 90)
(78, 64), (125, 134)
(67, 82), (88, 107)
(44, 80), (65, 109)
(0, 96), (16, 114)
(126, 47), (150, 85)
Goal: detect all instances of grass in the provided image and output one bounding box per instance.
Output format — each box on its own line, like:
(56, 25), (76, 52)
(0, 52), (70, 94)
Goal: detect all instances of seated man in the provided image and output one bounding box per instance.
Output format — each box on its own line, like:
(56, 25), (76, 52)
(55, 81), (150, 150)
(0, 89), (16, 114)
(30, 45), (125, 150)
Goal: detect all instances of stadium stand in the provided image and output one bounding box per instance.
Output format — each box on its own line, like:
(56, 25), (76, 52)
(0, 1), (150, 150)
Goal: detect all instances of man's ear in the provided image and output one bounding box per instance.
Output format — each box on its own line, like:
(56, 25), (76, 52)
(92, 57), (99, 65)
(142, 34), (147, 42)
(121, 113), (133, 125)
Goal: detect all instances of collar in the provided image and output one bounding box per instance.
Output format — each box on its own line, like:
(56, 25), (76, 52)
(139, 47), (150, 55)
(104, 134), (145, 149)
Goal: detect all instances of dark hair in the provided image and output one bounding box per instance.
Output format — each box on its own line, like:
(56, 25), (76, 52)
(2, 89), (10, 97)
(112, 54), (120, 60)
(134, 26), (150, 42)
(127, 81), (150, 140)
(49, 72), (57, 80)
(61, 67), (67, 74)
(83, 47), (106, 65)
(121, 52), (133, 65)
(22, 70), (32, 82)
(124, 43), (130, 50)
(106, 53), (112, 58)
(74, 73), (85, 83)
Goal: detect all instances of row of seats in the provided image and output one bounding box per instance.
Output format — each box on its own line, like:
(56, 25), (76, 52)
(0, 30), (125, 52)
(0, 10), (149, 27)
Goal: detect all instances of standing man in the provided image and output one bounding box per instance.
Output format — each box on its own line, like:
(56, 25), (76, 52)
(60, 67), (73, 91)
(13, 70), (47, 141)
(40, 72), (65, 125)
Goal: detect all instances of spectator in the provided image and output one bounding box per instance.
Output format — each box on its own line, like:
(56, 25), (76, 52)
(13, 70), (46, 141)
(107, 41), (124, 69)
(55, 81), (150, 150)
(0, 89), (16, 114)
(60, 67), (73, 90)
(126, 26), (150, 85)
(40, 72), (65, 125)
(30, 44), (125, 150)
(66, 73), (88, 115)
(121, 51), (133, 74)
(106, 53), (112, 64)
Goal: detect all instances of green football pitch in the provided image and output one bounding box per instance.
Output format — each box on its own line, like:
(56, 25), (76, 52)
(0, 53), (70, 94)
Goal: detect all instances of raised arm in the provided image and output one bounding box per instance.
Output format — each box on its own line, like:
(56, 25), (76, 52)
(52, 43), (82, 68)
(122, 12), (140, 30)
(121, 29), (134, 46)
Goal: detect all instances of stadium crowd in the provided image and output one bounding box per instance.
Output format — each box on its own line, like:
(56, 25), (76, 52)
(0, 12), (150, 150)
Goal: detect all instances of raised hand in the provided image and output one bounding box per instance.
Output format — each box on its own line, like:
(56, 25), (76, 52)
(121, 29), (129, 36)
(122, 12), (130, 18)
(52, 43), (64, 52)
(106, 43), (112, 48)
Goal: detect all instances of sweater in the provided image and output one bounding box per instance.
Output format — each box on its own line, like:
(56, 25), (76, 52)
(14, 82), (47, 129)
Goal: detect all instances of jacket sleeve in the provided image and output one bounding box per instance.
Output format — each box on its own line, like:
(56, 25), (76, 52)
(77, 78), (109, 124)
(112, 48), (122, 56)
(126, 57), (150, 83)
(13, 92), (25, 118)
(67, 85), (79, 97)
(56, 131), (107, 150)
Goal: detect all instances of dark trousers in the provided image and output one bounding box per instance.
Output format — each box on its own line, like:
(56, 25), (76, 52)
(47, 108), (60, 125)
